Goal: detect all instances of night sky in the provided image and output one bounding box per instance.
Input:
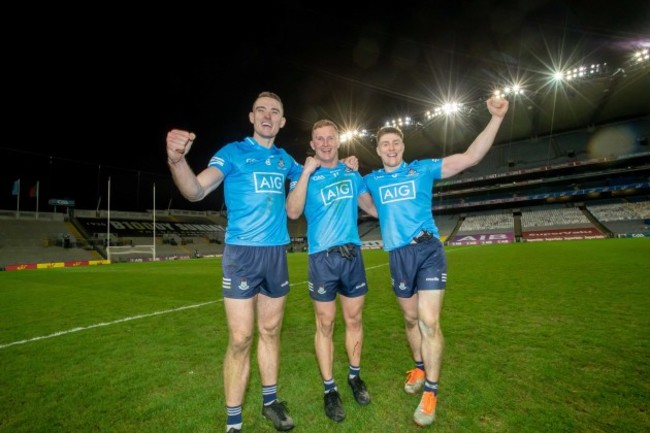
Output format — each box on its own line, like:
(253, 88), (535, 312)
(3, 1), (649, 212)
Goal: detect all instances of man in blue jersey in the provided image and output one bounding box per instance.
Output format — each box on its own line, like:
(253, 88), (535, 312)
(364, 95), (509, 427)
(286, 119), (378, 423)
(166, 92), (301, 433)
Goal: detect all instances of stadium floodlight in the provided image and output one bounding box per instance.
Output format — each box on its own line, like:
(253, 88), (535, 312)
(384, 116), (413, 128)
(442, 102), (462, 115)
(555, 62), (607, 82)
(496, 84), (525, 97)
(425, 101), (465, 120)
(621, 48), (648, 73)
(565, 66), (584, 81)
(335, 45), (642, 142)
(340, 128), (370, 143)
(506, 85), (523, 95)
(633, 48), (649, 64)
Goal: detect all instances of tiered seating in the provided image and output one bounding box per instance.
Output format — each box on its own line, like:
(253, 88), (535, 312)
(434, 214), (460, 239)
(0, 216), (100, 268)
(358, 220), (381, 241)
(458, 211), (513, 233)
(587, 202), (641, 221)
(521, 206), (591, 228)
(587, 200), (650, 236)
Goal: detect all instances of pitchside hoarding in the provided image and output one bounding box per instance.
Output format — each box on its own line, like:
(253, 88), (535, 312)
(523, 227), (606, 241)
(448, 232), (515, 246)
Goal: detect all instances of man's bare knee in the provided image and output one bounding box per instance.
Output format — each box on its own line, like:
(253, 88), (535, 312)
(229, 331), (254, 353)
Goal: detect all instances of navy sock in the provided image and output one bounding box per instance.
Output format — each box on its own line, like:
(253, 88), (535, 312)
(424, 380), (438, 396)
(262, 384), (277, 405)
(226, 405), (242, 431)
(324, 378), (337, 393)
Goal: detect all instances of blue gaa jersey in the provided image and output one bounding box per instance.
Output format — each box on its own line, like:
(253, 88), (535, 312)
(364, 159), (442, 251)
(292, 162), (367, 254)
(209, 137), (302, 246)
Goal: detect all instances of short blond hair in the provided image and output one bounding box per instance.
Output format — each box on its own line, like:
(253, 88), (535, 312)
(312, 119), (339, 137)
(254, 91), (284, 113)
(376, 125), (404, 143)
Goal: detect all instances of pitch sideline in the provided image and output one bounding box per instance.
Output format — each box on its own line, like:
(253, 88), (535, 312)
(0, 262), (394, 349)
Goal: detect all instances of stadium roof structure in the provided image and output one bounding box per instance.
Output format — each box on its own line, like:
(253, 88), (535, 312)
(251, 3), (650, 172)
(290, 34), (650, 172)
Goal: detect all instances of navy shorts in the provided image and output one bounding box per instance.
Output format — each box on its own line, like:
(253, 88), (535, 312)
(308, 245), (369, 302)
(389, 237), (447, 298)
(221, 245), (290, 299)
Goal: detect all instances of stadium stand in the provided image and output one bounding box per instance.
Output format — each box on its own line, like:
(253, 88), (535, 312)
(0, 212), (102, 269)
(520, 205), (592, 228)
(2, 117), (648, 268)
(2, 197), (648, 269)
(586, 199), (650, 237)
(432, 214), (460, 241)
(358, 219), (381, 241)
(457, 210), (515, 234)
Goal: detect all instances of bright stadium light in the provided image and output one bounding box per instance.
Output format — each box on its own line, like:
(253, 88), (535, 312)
(496, 84), (525, 97)
(333, 44), (645, 138)
(555, 62), (607, 82)
(633, 48), (649, 64)
(442, 102), (462, 115)
(384, 116), (413, 128)
(340, 129), (370, 143)
(425, 101), (465, 120)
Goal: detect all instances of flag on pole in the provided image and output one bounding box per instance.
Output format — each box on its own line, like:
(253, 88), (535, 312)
(12, 179), (20, 196)
(29, 181), (39, 198)
(13, 178), (21, 217)
(33, 180), (40, 216)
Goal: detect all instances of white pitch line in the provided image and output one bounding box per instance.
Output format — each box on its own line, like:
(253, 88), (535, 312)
(0, 300), (218, 350)
(1, 262), (392, 350)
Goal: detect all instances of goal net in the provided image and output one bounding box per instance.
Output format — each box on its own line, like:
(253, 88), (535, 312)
(106, 244), (156, 263)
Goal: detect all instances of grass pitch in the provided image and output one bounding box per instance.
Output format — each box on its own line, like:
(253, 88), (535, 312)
(1, 238), (648, 432)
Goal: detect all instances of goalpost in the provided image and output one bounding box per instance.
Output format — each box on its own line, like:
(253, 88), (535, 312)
(105, 178), (157, 262)
(106, 244), (156, 262)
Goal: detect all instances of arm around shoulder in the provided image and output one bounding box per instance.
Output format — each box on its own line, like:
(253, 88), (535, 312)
(358, 192), (378, 219)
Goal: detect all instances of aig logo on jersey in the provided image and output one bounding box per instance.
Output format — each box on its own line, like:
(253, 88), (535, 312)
(378, 180), (416, 204)
(254, 172), (285, 194)
(320, 179), (353, 205)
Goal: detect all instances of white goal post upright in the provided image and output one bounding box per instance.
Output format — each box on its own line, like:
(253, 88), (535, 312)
(153, 183), (156, 260)
(107, 244), (156, 262)
(107, 176), (110, 259)
(105, 178), (156, 262)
